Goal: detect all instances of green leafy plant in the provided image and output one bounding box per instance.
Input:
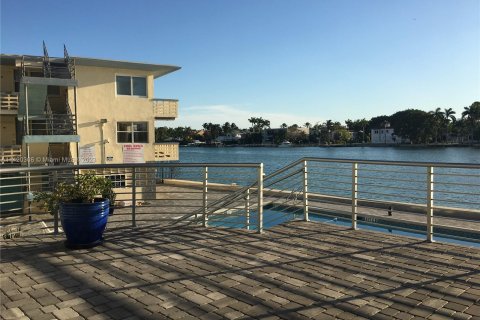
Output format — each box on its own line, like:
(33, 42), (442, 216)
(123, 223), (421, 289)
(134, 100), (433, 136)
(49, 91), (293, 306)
(99, 177), (116, 207)
(34, 173), (115, 215)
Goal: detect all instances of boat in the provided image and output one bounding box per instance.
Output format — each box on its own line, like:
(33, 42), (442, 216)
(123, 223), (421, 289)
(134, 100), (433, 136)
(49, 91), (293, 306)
(278, 140), (292, 148)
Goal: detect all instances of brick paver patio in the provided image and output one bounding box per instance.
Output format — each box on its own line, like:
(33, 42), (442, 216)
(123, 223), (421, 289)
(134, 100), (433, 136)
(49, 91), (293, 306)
(1, 221), (480, 319)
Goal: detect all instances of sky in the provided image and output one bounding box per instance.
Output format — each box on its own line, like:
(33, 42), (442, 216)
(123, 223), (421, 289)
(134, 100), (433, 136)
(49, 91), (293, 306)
(1, 0), (479, 129)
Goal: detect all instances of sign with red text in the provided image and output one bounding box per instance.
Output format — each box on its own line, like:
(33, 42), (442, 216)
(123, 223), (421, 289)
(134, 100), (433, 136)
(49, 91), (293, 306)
(123, 144), (144, 163)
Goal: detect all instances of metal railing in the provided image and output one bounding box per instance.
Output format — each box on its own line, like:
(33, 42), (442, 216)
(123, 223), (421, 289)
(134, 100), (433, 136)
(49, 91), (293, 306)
(0, 163), (264, 237)
(23, 114), (77, 136)
(261, 157), (480, 243)
(1, 158), (479, 243)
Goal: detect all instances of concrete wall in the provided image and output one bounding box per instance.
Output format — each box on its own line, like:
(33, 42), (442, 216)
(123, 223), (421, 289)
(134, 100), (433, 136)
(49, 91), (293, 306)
(70, 65), (156, 164)
(0, 115), (17, 145)
(0, 66), (15, 93)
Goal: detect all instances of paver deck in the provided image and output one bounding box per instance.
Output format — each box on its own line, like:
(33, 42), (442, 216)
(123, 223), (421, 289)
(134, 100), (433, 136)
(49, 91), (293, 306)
(1, 221), (480, 319)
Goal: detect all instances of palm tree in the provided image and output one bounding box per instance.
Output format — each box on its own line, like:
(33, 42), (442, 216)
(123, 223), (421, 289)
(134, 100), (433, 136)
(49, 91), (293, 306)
(304, 122), (311, 129)
(462, 102), (480, 142)
(429, 108), (445, 143)
(443, 108), (456, 143)
(280, 123), (287, 129)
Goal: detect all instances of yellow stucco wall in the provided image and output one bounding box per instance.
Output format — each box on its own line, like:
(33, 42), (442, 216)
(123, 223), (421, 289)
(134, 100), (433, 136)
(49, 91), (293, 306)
(0, 115), (17, 145)
(70, 65), (156, 164)
(0, 66), (15, 93)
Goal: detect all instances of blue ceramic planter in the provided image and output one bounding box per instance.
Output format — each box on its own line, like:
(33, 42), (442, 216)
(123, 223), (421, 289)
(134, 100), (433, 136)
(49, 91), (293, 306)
(60, 199), (109, 249)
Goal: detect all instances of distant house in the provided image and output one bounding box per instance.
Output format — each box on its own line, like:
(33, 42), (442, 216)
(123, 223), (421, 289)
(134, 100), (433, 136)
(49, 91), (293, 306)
(371, 128), (400, 144)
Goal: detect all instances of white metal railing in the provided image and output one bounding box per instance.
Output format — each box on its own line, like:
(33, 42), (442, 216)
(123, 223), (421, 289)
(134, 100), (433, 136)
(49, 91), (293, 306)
(0, 163), (263, 237)
(1, 158), (479, 243)
(261, 157), (480, 243)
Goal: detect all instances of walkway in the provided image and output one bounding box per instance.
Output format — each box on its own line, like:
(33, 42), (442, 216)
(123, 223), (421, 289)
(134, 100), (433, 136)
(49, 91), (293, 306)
(1, 221), (480, 319)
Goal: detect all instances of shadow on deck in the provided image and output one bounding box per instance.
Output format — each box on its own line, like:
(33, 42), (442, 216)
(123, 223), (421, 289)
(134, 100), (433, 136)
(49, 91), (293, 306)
(1, 221), (480, 319)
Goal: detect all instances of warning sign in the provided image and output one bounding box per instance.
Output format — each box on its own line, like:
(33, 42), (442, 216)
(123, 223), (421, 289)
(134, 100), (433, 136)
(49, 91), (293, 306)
(123, 144), (144, 163)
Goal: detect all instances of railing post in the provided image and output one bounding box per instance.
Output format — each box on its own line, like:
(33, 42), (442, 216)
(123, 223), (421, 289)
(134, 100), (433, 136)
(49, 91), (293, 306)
(245, 188), (250, 230)
(303, 160), (309, 222)
(53, 210), (59, 234)
(203, 166), (208, 227)
(132, 168), (136, 227)
(52, 171), (59, 234)
(257, 163), (264, 234)
(427, 166), (434, 242)
(351, 162), (358, 230)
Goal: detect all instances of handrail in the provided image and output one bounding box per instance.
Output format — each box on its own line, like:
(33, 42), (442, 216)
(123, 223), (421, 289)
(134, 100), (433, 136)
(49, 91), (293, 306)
(265, 158), (480, 182)
(0, 162), (262, 174)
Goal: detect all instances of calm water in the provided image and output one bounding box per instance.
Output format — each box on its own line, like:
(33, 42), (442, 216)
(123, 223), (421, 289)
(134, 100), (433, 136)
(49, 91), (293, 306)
(179, 146), (480, 173)
(175, 146), (479, 210)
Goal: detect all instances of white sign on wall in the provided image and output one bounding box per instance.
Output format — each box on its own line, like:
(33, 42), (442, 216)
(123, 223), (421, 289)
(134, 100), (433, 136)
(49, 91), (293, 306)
(79, 146), (96, 164)
(123, 144), (144, 163)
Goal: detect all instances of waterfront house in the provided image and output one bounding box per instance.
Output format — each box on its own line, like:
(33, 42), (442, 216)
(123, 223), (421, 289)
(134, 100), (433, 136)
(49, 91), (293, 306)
(370, 128), (400, 144)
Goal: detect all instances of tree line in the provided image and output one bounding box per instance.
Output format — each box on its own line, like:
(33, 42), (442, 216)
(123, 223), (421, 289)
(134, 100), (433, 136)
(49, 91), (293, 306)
(155, 101), (480, 145)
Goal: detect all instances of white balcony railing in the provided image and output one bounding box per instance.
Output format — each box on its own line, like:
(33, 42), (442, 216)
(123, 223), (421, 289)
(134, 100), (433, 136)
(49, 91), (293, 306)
(153, 99), (178, 120)
(1, 92), (19, 114)
(154, 142), (179, 161)
(0, 145), (21, 164)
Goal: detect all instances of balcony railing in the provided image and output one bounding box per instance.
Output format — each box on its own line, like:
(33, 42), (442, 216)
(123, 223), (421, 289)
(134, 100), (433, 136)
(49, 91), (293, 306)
(154, 142), (179, 161)
(153, 99), (178, 120)
(0, 146), (21, 164)
(1, 92), (19, 114)
(24, 114), (77, 136)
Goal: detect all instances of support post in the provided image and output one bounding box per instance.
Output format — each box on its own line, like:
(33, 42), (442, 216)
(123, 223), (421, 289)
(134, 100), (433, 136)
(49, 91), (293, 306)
(203, 166), (208, 227)
(132, 168), (136, 227)
(351, 162), (358, 230)
(245, 188), (250, 230)
(303, 160), (309, 221)
(427, 166), (434, 242)
(53, 171), (59, 234)
(257, 164), (264, 234)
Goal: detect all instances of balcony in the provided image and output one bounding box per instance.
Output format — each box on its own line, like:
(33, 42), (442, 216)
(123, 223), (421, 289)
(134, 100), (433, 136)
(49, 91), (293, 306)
(153, 99), (178, 120)
(22, 114), (80, 144)
(1, 92), (19, 114)
(0, 145), (21, 164)
(154, 142), (179, 161)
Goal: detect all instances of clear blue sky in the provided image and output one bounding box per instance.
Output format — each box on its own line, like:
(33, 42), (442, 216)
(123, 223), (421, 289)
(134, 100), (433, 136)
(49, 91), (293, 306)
(1, 0), (479, 129)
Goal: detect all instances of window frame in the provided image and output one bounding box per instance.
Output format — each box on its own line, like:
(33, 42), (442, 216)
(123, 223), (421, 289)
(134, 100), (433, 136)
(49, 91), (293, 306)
(117, 121), (149, 144)
(105, 174), (126, 188)
(115, 74), (147, 98)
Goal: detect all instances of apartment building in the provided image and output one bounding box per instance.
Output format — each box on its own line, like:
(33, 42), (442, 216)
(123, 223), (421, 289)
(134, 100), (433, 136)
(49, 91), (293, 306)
(0, 44), (180, 210)
(1, 44), (180, 167)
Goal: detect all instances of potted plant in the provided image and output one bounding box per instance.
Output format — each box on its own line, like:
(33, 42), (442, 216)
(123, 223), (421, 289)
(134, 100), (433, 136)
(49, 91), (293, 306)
(34, 173), (114, 249)
(99, 177), (116, 215)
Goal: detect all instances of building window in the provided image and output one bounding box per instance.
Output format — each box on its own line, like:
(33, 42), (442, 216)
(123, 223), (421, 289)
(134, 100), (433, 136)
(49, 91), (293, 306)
(116, 75), (147, 97)
(105, 174), (126, 188)
(117, 122), (148, 143)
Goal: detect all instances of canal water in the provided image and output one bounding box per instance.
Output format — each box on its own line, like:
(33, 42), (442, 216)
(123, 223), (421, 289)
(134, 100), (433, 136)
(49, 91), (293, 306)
(179, 146), (480, 173)
(175, 146), (479, 210)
